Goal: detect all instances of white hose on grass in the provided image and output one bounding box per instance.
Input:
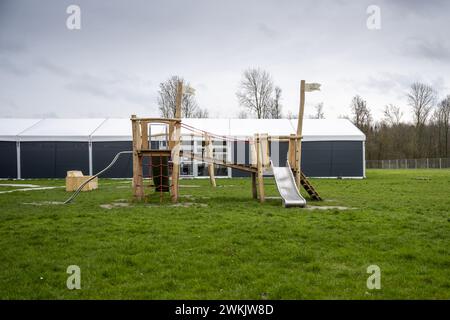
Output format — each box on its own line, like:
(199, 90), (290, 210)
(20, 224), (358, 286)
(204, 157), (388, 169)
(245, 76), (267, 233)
(64, 151), (133, 204)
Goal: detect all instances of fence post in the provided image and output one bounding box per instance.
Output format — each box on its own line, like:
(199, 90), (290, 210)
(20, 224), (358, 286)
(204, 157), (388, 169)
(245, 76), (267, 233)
(415, 159), (417, 169)
(426, 158), (429, 169)
(439, 158), (442, 169)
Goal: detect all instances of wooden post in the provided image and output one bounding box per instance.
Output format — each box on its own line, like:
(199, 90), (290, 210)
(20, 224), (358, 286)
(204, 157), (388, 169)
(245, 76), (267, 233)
(131, 115), (144, 200)
(171, 81), (183, 203)
(295, 80), (306, 188)
(205, 133), (216, 187)
(141, 121), (149, 150)
(168, 123), (174, 150)
(251, 172), (257, 199)
(255, 134), (265, 203)
(250, 137), (257, 167)
(288, 134), (296, 168)
(259, 133), (270, 169)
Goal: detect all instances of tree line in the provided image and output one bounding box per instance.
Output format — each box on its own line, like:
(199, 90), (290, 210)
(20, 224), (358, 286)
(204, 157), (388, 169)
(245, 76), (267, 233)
(349, 83), (450, 160)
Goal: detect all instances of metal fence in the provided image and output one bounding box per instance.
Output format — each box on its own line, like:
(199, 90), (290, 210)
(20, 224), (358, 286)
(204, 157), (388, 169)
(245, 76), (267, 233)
(366, 158), (450, 169)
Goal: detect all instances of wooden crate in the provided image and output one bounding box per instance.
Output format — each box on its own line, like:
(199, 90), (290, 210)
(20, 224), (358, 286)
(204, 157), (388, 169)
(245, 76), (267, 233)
(65, 171), (98, 192)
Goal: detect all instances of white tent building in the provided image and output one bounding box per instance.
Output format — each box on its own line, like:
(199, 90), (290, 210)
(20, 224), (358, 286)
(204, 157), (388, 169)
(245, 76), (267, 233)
(0, 118), (365, 179)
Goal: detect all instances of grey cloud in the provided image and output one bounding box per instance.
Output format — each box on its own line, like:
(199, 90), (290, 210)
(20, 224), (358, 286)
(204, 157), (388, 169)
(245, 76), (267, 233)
(34, 59), (73, 77)
(1, 0), (449, 120)
(257, 23), (279, 39)
(65, 80), (114, 99)
(402, 38), (450, 62)
(0, 41), (27, 54)
(0, 57), (31, 76)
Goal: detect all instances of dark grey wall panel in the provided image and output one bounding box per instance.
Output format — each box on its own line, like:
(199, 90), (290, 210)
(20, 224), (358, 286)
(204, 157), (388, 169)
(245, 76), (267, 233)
(92, 141), (133, 178)
(232, 141), (250, 177)
(301, 141), (333, 177)
(231, 140), (363, 178)
(21, 142), (89, 178)
(0, 142), (17, 178)
(330, 141), (363, 177)
(15, 139), (363, 179)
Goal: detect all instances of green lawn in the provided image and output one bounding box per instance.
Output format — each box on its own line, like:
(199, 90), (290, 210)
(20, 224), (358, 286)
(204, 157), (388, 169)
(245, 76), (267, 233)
(0, 170), (449, 299)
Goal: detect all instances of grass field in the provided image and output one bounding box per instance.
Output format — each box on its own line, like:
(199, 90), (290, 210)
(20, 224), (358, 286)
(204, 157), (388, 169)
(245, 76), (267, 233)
(0, 170), (449, 299)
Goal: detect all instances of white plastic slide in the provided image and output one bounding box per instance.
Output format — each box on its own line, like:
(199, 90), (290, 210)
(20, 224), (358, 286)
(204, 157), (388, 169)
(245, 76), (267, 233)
(271, 160), (306, 208)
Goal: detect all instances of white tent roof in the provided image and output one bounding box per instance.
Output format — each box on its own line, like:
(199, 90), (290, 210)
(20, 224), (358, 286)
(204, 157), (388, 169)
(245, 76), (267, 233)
(229, 119), (294, 137)
(18, 118), (106, 142)
(292, 119), (365, 141)
(90, 118), (131, 142)
(0, 118), (365, 142)
(0, 118), (43, 141)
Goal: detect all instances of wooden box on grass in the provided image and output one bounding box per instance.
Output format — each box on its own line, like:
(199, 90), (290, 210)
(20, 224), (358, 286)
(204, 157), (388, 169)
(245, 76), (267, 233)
(65, 171), (98, 192)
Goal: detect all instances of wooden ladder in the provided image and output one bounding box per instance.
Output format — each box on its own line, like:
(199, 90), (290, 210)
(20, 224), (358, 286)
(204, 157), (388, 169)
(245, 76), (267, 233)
(300, 171), (322, 201)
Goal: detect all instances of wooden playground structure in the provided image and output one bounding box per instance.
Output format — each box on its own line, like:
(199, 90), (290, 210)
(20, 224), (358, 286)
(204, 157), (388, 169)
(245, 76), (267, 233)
(131, 80), (321, 203)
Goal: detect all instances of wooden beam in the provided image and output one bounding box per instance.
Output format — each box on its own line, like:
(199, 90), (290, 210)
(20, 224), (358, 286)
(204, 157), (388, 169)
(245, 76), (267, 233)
(288, 134), (296, 168)
(175, 81), (183, 119)
(181, 151), (257, 173)
(131, 115), (144, 200)
(255, 134), (265, 203)
(138, 150), (172, 156)
(295, 80), (306, 189)
(205, 133), (216, 187)
(130, 117), (181, 124)
(259, 133), (270, 168)
(251, 172), (257, 199)
(250, 136), (257, 167)
(171, 81), (183, 203)
(297, 80), (306, 136)
(141, 121), (149, 150)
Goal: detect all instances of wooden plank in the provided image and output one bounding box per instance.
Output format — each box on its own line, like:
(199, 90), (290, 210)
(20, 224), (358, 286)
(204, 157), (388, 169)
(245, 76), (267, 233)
(259, 133), (270, 168)
(288, 134), (295, 168)
(131, 116), (144, 200)
(181, 151), (257, 173)
(175, 81), (183, 119)
(295, 80), (306, 189)
(171, 125), (180, 203)
(129, 117), (181, 123)
(66, 175), (98, 192)
(171, 81), (183, 203)
(251, 172), (257, 199)
(141, 121), (149, 150)
(205, 133), (216, 187)
(138, 150), (172, 156)
(255, 134), (265, 203)
(250, 136), (257, 167)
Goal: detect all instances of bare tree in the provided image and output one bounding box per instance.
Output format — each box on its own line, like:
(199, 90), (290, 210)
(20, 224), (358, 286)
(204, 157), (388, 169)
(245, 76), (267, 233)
(237, 110), (249, 119)
(407, 82), (436, 127)
(269, 86), (283, 119)
(193, 108), (209, 118)
(236, 68), (274, 119)
(383, 104), (403, 126)
(434, 95), (450, 157)
(157, 76), (208, 118)
(310, 102), (325, 119)
(350, 95), (372, 130)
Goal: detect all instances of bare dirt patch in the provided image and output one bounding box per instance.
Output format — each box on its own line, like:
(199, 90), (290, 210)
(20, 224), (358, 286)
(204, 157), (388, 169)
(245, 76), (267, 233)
(22, 201), (65, 206)
(304, 205), (356, 211)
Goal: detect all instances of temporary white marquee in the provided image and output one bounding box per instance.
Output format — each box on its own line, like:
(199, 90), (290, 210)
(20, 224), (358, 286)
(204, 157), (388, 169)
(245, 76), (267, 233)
(0, 118), (366, 179)
(0, 118), (365, 142)
(0, 118), (42, 141)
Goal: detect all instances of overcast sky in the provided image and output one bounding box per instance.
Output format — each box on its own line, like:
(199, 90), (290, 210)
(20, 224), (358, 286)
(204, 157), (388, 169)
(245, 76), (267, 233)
(1, 0), (449, 121)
